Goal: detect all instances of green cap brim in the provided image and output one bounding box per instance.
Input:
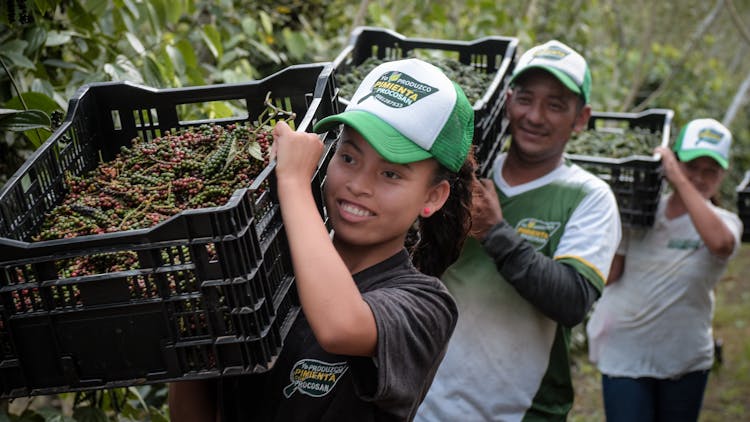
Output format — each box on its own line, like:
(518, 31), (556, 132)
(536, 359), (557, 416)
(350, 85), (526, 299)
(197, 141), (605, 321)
(676, 149), (729, 169)
(510, 65), (583, 100)
(314, 110), (432, 165)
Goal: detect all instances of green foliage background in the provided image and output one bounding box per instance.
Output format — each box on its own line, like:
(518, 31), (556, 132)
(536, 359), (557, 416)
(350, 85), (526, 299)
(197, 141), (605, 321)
(1, 0), (749, 419)
(2, 0), (749, 200)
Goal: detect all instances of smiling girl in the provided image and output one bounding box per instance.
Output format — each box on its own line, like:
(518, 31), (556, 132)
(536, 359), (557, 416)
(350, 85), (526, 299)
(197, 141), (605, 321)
(169, 58), (476, 421)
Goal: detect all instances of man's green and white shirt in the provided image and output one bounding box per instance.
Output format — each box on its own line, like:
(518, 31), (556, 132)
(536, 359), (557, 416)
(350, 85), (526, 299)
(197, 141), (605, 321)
(417, 153), (621, 422)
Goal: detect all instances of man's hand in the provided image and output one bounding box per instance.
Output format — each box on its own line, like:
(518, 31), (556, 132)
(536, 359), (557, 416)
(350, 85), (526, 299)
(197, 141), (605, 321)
(469, 178), (504, 240)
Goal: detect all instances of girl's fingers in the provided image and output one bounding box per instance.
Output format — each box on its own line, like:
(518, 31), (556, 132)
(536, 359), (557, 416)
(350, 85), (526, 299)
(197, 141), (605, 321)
(273, 120), (291, 138)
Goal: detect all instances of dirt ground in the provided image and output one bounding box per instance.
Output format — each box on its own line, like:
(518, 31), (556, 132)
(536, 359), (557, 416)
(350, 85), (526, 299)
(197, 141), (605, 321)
(569, 243), (750, 421)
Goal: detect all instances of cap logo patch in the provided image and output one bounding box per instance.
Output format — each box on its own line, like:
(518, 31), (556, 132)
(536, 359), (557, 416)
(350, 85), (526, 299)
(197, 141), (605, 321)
(696, 128), (723, 146)
(531, 45), (570, 61)
(358, 71), (438, 108)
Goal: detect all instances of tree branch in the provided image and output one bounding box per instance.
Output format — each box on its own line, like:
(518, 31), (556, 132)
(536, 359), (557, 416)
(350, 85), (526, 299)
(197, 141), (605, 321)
(722, 70), (750, 127)
(726, 0), (750, 45)
(350, 0), (370, 34)
(633, 0), (725, 112)
(621, 3), (655, 111)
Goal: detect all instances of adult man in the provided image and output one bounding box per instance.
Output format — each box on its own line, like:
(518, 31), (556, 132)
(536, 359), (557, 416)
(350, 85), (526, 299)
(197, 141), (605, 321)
(416, 40), (622, 421)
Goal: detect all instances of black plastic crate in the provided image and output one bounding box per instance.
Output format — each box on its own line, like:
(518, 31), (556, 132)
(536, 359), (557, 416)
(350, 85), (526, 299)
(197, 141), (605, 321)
(736, 171), (750, 242)
(565, 108), (674, 227)
(330, 26), (518, 175)
(0, 63), (338, 398)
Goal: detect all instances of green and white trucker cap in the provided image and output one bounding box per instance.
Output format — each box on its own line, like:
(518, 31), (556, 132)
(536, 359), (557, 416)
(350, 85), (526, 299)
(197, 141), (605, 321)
(509, 40), (592, 104)
(673, 118), (732, 169)
(314, 58), (474, 172)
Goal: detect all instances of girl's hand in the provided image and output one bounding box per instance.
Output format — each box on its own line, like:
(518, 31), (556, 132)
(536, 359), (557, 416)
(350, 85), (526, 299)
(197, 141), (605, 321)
(272, 120), (324, 185)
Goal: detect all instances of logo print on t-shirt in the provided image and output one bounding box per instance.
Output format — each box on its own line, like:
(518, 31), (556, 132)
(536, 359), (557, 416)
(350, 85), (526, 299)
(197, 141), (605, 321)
(515, 218), (561, 250)
(357, 71), (438, 108)
(282, 359), (349, 398)
(667, 238), (702, 250)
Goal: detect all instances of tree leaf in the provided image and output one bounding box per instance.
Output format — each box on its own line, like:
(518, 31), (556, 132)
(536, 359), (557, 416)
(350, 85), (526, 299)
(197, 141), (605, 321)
(23, 26), (48, 55)
(1, 39), (29, 54)
(259, 10), (273, 34)
(45, 30), (75, 47)
(164, 0), (184, 24)
(241, 17), (257, 35)
(3, 92), (59, 114)
(176, 38), (198, 68)
(0, 50), (36, 70)
(0, 109), (51, 132)
(122, 0), (141, 20)
(166, 44), (185, 75)
(125, 32), (146, 55)
(247, 140), (263, 161)
(143, 54), (168, 87)
(149, 0), (168, 28)
(281, 28), (307, 60)
(42, 58), (91, 72)
(201, 24), (223, 60)
(248, 39), (281, 64)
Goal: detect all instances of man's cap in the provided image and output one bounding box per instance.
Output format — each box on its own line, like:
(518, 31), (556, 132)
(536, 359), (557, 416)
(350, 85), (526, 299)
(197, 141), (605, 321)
(509, 40), (592, 104)
(314, 58), (474, 173)
(673, 118), (732, 169)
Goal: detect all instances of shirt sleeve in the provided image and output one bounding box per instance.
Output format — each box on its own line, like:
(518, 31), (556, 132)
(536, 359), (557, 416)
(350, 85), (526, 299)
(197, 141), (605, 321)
(716, 206), (744, 260)
(350, 278), (458, 419)
(481, 220), (601, 327)
(553, 179), (622, 288)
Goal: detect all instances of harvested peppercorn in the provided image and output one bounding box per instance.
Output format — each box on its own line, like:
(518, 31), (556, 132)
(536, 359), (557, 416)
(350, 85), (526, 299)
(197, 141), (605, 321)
(567, 127), (662, 158)
(34, 95), (295, 277)
(336, 55), (495, 106)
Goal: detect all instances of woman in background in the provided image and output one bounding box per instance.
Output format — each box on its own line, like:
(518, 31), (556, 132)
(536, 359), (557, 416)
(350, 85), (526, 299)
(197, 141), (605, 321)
(586, 118), (743, 422)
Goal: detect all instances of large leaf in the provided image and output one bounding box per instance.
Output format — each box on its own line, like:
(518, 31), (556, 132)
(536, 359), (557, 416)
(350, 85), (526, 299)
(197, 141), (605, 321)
(125, 32), (146, 55)
(45, 30), (76, 47)
(0, 50), (36, 70)
(259, 10), (273, 35)
(145, 2), (163, 38)
(42, 58), (91, 73)
(0, 39), (28, 54)
(281, 28), (307, 61)
(248, 39), (281, 64)
(122, 0), (141, 20)
(103, 55), (144, 82)
(241, 16), (258, 36)
(3, 92), (60, 114)
(0, 109), (50, 132)
(143, 54), (168, 87)
(201, 24), (223, 60)
(0, 109), (52, 148)
(23, 26), (47, 55)
(166, 44), (185, 75)
(164, 0), (185, 24)
(175, 38), (198, 68)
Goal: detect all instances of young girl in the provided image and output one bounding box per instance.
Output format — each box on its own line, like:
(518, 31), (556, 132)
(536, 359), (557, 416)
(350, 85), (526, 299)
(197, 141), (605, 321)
(586, 118), (743, 422)
(169, 58), (477, 421)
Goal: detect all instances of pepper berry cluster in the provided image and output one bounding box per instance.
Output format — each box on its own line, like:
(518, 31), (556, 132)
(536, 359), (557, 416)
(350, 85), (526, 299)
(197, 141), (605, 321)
(32, 97), (295, 282)
(36, 122), (272, 242)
